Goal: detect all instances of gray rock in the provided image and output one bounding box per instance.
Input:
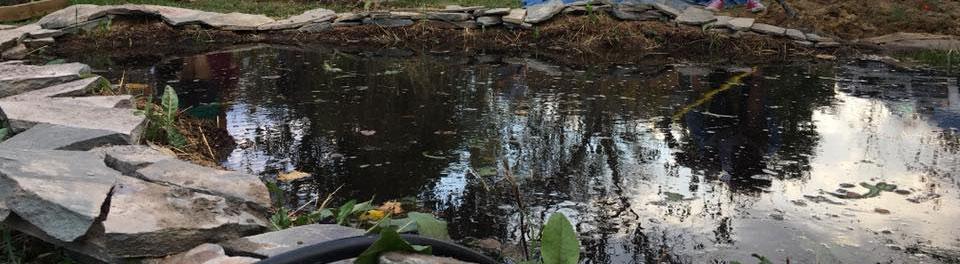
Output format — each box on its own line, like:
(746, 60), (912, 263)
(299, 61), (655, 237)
(258, 8), (336, 31)
(2, 43), (28, 60)
(444, 5), (485, 13)
(751, 23), (786, 36)
(1, 77), (104, 100)
(0, 149), (118, 242)
(380, 252), (474, 264)
(427, 12), (472, 22)
(0, 23), (40, 51)
(502, 9), (526, 24)
(332, 21), (362, 27)
(805, 33), (831, 42)
(525, 0), (565, 24)
(482, 8), (511, 16)
(221, 224), (364, 258)
(727, 17), (755, 31)
(155, 6), (219, 26)
(21, 37), (55, 49)
(794, 40), (814, 47)
(159, 244), (259, 264)
(90, 145), (175, 176)
(389, 12), (426, 20)
(134, 159), (271, 209)
(37, 5), (110, 29)
(0, 25), (14, 30)
(422, 20), (478, 29)
(202, 12), (275, 31)
(612, 7), (663, 21)
(298, 22), (333, 33)
(476, 16), (502, 27)
(0, 124), (129, 151)
(785, 28), (806, 40)
(334, 12), (365, 22)
(26, 28), (64, 39)
(675, 6), (715, 25)
(27, 176), (269, 261)
(362, 18), (415, 27)
(816, 41), (841, 48)
(653, 3), (681, 17)
(21, 95), (132, 109)
(0, 62), (90, 98)
(0, 100), (145, 142)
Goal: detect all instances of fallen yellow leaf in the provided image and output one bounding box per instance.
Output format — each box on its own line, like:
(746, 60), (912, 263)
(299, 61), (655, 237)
(378, 201), (405, 215)
(277, 170), (311, 182)
(359, 209), (386, 221)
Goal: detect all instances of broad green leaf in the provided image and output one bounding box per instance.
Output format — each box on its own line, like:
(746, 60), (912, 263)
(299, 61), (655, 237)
(336, 200), (357, 225)
(160, 86), (179, 125)
(355, 226), (432, 264)
(270, 207), (292, 231)
(408, 212), (450, 240)
(351, 199), (377, 215)
(368, 217), (418, 235)
(164, 126), (187, 148)
(541, 213), (579, 264)
(0, 128), (8, 141)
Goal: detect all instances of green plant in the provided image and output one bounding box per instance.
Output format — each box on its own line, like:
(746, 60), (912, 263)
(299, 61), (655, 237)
(539, 213), (580, 264)
(138, 86), (187, 148)
(355, 226), (432, 264)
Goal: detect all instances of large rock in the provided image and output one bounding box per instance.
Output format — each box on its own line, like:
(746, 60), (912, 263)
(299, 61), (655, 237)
(0, 100), (145, 142)
(221, 224), (364, 258)
(0, 149), (118, 242)
(159, 244), (259, 264)
(0, 74), (100, 102)
(0, 63), (90, 97)
(675, 6), (715, 25)
(751, 23), (786, 36)
(134, 159), (271, 209)
(0, 124), (129, 151)
(380, 252), (474, 264)
(258, 8), (336, 31)
(7, 176), (269, 262)
(502, 9), (526, 24)
(90, 145), (175, 176)
(524, 0), (565, 24)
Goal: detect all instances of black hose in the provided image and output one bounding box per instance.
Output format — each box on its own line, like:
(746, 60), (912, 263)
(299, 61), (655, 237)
(257, 234), (499, 264)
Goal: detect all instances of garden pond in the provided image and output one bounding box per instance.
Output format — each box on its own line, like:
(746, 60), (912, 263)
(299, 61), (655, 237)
(78, 45), (959, 263)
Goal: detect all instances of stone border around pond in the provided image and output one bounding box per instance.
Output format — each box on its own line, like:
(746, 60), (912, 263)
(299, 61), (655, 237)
(0, 0), (848, 60)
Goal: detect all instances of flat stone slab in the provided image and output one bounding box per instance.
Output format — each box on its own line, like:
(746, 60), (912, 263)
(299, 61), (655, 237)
(334, 12), (365, 22)
(44, 95), (133, 108)
(0, 149), (118, 242)
(727, 17), (755, 31)
(258, 8), (335, 31)
(860, 32), (960, 51)
(1, 77), (103, 100)
(90, 145), (175, 176)
(0, 100), (145, 142)
(160, 244), (258, 264)
(38, 5), (110, 29)
(785, 28), (806, 40)
(380, 252), (474, 264)
(202, 12), (275, 31)
(482, 8), (510, 16)
(221, 224), (364, 258)
(751, 23), (786, 36)
(525, 0), (565, 24)
(0, 123), (130, 151)
(0, 62), (90, 98)
(427, 12), (472, 22)
(675, 6), (715, 25)
(134, 159), (271, 209)
(476, 16), (502, 27)
(298, 22), (332, 33)
(502, 9), (526, 24)
(39, 176), (269, 261)
(653, 3), (681, 17)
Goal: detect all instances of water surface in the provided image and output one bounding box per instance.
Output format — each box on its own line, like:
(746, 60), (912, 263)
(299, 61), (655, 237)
(91, 46), (960, 263)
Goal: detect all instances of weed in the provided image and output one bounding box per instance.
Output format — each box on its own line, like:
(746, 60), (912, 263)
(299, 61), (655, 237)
(136, 85), (187, 148)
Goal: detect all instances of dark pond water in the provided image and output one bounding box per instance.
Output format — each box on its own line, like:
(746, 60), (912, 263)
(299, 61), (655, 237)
(86, 45), (959, 263)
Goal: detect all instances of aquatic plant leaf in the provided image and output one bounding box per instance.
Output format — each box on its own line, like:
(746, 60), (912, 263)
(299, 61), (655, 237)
(277, 170), (311, 182)
(336, 200), (357, 225)
(355, 226), (432, 264)
(541, 213), (580, 264)
(408, 212), (450, 241)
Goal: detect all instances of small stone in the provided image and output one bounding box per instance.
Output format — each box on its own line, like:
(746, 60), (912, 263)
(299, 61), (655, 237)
(785, 29), (806, 40)
(887, 244), (903, 251)
(727, 17), (754, 31)
(816, 41), (841, 48)
(362, 18), (414, 27)
(839, 183), (856, 188)
(476, 16), (502, 27)
(524, 0), (565, 24)
(881, 229), (893, 234)
(298, 22), (332, 33)
(502, 9), (526, 24)
(894, 189), (911, 195)
(675, 6), (716, 25)
(428, 12), (472, 21)
(815, 54), (836, 60)
(751, 23), (786, 36)
(874, 208), (891, 214)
